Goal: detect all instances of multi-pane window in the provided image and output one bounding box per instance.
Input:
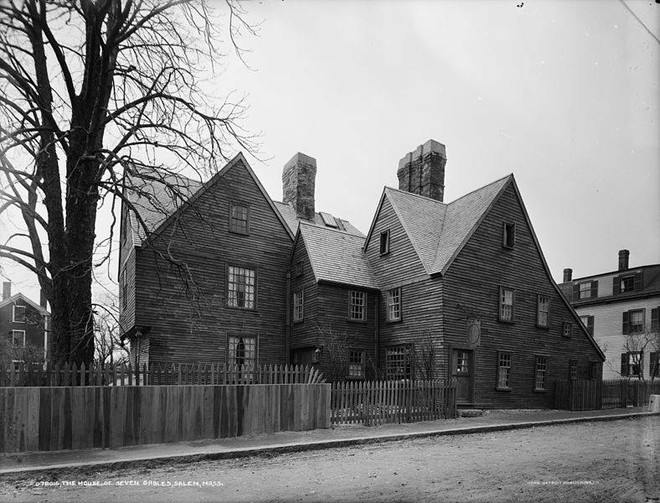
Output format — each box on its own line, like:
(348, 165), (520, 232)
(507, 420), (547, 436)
(348, 349), (365, 378)
(578, 282), (591, 299)
(534, 357), (548, 391)
(537, 295), (550, 328)
(497, 352), (511, 389)
(349, 291), (366, 321)
(229, 203), (249, 235)
(227, 266), (256, 309)
(502, 222), (516, 248)
(379, 230), (390, 255)
(386, 345), (412, 380)
(499, 287), (514, 322)
(620, 275), (635, 293)
(386, 288), (401, 321)
(121, 268), (127, 310)
(293, 290), (304, 322)
(622, 309), (645, 334)
(228, 336), (257, 368)
(295, 261), (304, 277)
(621, 352), (642, 377)
(12, 305), (26, 323)
(11, 330), (26, 347)
(562, 321), (572, 338)
(569, 359), (578, 380)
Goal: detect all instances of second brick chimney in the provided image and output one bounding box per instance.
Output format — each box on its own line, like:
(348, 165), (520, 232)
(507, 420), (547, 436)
(618, 249), (630, 271)
(282, 153), (317, 221)
(563, 268), (573, 283)
(2, 281), (10, 301)
(397, 139), (447, 202)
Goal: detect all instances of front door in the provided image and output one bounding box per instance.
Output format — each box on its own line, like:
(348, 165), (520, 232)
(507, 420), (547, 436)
(452, 349), (474, 404)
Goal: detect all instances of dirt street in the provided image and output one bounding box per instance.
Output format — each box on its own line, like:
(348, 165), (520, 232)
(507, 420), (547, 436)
(1, 417), (658, 503)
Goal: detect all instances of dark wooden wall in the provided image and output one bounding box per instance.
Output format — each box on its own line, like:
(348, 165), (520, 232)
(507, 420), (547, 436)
(0, 301), (46, 356)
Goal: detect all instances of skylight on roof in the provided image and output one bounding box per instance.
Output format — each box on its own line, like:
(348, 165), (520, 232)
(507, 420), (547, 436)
(320, 212), (338, 228)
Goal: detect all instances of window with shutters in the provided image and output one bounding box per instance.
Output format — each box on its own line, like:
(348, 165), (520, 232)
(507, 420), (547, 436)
(622, 309), (645, 334)
(614, 271), (642, 295)
(499, 287), (514, 322)
(537, 295), (550, 328)
(580, 315), (594, 336)
(621, 352), (642, 377)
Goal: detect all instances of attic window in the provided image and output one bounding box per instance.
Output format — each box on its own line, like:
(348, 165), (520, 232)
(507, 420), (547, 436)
(380, 230), (390, 255)
(503, 222), (516, 248)
(320, 212), (338, 228)
(229, 203), (249, 235)
(13, 305), (26, 323)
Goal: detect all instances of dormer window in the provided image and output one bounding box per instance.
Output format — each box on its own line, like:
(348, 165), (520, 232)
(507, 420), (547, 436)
(502, 222), (516, 249)
(380, 230), (390, 255)
(229, 203), (249, 235)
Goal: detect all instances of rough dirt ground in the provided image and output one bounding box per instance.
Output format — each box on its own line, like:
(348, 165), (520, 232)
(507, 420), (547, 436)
(0, 417), (658, 503)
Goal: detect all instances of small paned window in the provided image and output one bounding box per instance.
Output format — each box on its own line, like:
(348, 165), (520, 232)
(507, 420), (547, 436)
(562, 322), (572, 338)
(348, 349), (365, 378)
(622, 309), (645, 334)
(621, 352), (642, 377)
(11, 330), (26, 347)
(228, 336), (257, 368)
(534, 356), (548, 391)
(569, 359), (578, 380)
(293, 290), (304, 322)
(502, 222), (516, 248)
(380, 230), (390, 255)
(537, 295), (550, 328)
(499, 287), (514, 322)
(349, 291), (366, 321)
(386, 345), (412, 380)
(228, 266), (256, 309)
(386, 288), (401, 322)
(12, 305), (26, 323)
(578, 282), (591, 299)
(497, 352), (511, 389)
(229, 203), (249, 235)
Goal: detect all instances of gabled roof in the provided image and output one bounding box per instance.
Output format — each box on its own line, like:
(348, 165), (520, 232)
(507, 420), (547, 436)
(296, 222), (377, 290)
(367, 175), (511, 276)
(124, 153), (295, 247)
(273, 201), (364, 238)
(0, 293), (49, 316)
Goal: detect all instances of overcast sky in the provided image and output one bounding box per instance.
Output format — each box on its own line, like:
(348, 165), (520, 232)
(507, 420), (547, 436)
(2, 0), (658, 303)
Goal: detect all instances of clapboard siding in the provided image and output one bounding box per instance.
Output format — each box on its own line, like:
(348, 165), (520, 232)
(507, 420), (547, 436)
(365, 196), (427, 286)
(118, 247), (136, 332)
(290, 234), (321, 349)
(132, 160), (292, 366)
(0, 384), (331, 453)
(443, 183), (603, 408)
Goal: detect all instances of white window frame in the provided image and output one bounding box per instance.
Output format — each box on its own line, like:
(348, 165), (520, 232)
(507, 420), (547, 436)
(12, 305), (26, 323)
(386, 287), (401, 322)
(12, 330), (26, 347)
(537, 295), (549, 328)
(227, 265), (256, 309)
(349, 290), (366, 321)
(499, 287), (514, 322)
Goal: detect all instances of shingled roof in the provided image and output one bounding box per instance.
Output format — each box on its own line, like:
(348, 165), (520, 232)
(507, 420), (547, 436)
(274, 201), (364, 238)
(297, 222), (377, 289)
(370, 175), (512, 277)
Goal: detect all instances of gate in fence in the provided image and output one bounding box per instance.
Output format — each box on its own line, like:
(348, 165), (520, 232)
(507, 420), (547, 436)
(331, 379), (457, 426)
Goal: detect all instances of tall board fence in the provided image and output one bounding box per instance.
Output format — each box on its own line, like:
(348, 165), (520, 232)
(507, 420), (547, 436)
(0, 383), (331, 453)
(554, 379), (660, 411)
(0, 362), (324, 387)
(331, 379), (457, 426)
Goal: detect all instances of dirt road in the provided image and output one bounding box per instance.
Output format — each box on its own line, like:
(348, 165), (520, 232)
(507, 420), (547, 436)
(1, 416), (658, 502)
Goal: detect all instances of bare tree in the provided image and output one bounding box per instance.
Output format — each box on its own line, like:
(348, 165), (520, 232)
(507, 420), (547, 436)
(0, 0), (255, 366)
(94, 294), (128, 368)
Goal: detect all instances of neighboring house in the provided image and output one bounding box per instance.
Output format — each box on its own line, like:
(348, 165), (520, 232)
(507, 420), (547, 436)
(559, 251), (660, 380)
(0, 281), (50, 363)
(120, 139), (605, 408)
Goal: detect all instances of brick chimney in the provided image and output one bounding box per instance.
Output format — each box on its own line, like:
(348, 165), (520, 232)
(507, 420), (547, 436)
(282, 153), (317, 221)
(618, 249), (630, 271)
(563, 268), (573, 283)
(2, 281), (10, 300)
(397, 139), (446, 202)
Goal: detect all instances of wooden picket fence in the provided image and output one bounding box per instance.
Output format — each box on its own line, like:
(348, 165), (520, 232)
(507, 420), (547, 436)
(0, 362), (324, 387)
(331, 379), (457, 426)
(553, 379), (660, 411)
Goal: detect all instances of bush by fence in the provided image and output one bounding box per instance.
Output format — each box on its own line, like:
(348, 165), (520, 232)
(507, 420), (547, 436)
(0, 362), (324, 387)
(554, 379), (660, 411)
(0, 383), (331, 453)
(331, 379), (457, 426)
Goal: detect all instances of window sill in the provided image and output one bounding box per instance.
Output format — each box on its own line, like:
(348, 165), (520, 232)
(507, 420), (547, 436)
(225, 305), (257, 312)
(229, 229), (250, 236)
(498, 319), (515, 324)
(496, 387), (512, 392)
(533, 388), (548, 393)
(385, 318), (402, 324)
(347, 318), (368, 324)
(293, 319), (304, 324)
(536, 324), (550, 330)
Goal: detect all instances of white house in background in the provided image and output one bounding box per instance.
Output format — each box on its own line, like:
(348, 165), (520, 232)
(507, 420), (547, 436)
(559, 250), (660, 380)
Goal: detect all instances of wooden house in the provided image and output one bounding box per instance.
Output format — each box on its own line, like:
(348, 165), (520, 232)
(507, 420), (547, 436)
(0, 281), (50, 363)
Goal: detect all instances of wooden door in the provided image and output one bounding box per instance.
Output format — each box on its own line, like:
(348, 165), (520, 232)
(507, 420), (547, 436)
(452, 349), (473, 403)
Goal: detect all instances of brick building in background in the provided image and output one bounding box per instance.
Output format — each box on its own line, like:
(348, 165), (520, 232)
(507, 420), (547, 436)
(120, 140), (604, 408)
(559, 250), (660, 380)
(0, 281), (50, 363)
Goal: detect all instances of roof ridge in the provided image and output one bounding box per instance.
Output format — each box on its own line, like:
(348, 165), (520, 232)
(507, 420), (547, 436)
(446, 174), (513, 207)
(384, 186), (447, 206)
